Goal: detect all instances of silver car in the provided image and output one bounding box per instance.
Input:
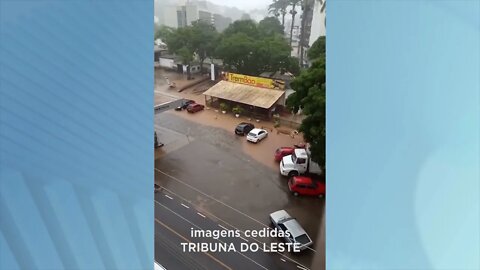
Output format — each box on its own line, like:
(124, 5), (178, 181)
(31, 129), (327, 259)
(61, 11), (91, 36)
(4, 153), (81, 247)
(269, 210), (313, 251)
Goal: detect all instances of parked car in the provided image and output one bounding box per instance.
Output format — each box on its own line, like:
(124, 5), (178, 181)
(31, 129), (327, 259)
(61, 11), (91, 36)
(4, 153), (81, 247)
(246, 128), (268, 143)
(269, 210), (313, 251)
(186, 103), (205, 113)
(288, 176), (325, 198)
(235, 122), (255, 136)
(175, 99), (195, 111)
(274, 147), (295, 162)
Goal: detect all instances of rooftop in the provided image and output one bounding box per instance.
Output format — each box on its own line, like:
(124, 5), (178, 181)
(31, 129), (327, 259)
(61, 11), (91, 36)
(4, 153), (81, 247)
(203, 80), (284, 109)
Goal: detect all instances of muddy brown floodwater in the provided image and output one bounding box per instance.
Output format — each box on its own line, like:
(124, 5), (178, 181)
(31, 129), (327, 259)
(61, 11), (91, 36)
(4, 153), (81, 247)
(166, 108), (304, 171)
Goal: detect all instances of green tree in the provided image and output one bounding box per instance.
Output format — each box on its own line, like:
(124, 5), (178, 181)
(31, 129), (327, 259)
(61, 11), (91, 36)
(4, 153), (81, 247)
(307, 36), (325, 61)
(158, 26), (195, 79)
(268, 0), (289, 28)
(286, 57), (325, 167)
(258, 17), (284, 36)
(222, 20), (260, 39)
(216, 33), (258, 75)
(217, 20), (299, 76)
(190, 20), (219, 72)
(155, 25), (175, 42)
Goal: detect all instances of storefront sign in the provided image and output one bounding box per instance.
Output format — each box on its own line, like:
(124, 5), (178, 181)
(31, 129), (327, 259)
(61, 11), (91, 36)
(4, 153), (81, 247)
(225, 72), (285, 90)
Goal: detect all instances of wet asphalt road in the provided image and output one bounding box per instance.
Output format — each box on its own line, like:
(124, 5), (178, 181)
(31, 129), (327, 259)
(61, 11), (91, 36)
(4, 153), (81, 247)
(154, 112), (324, 269)
(155, 189), (306, 270)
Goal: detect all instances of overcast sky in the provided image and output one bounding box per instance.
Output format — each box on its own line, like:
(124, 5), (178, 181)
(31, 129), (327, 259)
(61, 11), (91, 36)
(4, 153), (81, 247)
(207, 0), (271, 10)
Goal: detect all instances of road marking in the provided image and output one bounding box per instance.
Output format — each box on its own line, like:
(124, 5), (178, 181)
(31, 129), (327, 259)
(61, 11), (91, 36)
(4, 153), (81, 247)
(181, 203), (190, 209)
(155, 200), (269, 270)
(297, 266), (307, 270)
(164, 194), (173, 200)
(155, 168), (269, 227)
(158, 186), (312, 270)
(239, 236), (249, 242)
(218, 224), (228, 230)
(197, 212), (206, 218)
(280, 258), (286, 262)
(154, 218), (232, 270)
(157, 170), (317, 253)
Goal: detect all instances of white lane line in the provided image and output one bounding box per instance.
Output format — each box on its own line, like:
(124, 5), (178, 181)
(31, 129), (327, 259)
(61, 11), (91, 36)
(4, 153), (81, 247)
(239, 236), (249, 242)
(155, 200), (269, 270)
(297, 266), (307, 270)
(155, 168), (269, 227)
(218, 224), (228, 230)
(158, 169), (315, 254)
(197, 212), (206, 218)
(164, 194), (173, 200)
(181, 203), (190, 209)
(158, 186), (312, 270)
(280, 258), (286, 262)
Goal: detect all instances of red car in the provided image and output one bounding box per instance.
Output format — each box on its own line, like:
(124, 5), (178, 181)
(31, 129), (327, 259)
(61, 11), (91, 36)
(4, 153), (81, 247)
(288, 176), (325, 198)
(186, 103), (205, 113)
(274, 147), (295, 162)
(274, 144), (306, 162)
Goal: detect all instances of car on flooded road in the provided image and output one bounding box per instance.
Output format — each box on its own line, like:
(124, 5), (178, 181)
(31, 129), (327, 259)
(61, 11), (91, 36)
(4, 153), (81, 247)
(246, 128), (268, 143)
(234, 122), (255, 136)
(186, 103), (205, 113)
(288, 176), (325, 198)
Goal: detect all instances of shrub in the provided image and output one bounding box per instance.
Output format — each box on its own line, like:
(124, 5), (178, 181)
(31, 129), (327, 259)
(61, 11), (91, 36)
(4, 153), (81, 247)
(219, 102), (229, 112)
(232, 105), (244, 115)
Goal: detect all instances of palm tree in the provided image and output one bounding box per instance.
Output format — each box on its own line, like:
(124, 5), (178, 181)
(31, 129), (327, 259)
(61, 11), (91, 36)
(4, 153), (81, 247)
(288, 0), (302, 47)
(269, 0), (289, 28)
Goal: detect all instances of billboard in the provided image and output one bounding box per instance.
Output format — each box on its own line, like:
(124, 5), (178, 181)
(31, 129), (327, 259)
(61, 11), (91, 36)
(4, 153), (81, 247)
(224, 72), (285, 90)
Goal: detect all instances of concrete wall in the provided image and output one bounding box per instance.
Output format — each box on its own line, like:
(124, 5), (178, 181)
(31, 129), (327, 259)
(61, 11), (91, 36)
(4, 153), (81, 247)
(186, 4), (199, 25)
(159, 58), (176, 69)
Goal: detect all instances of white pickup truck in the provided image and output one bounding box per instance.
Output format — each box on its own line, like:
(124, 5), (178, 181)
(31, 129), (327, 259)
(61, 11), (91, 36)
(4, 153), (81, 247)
(279, 148), (322, 177)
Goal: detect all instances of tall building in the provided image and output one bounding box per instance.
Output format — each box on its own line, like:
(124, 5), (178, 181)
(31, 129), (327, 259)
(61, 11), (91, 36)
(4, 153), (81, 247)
(177, 6), (187, 28)
(159, 2), (232, 31)
(213, 14), (232, 32)
(308, 0), (326, 46)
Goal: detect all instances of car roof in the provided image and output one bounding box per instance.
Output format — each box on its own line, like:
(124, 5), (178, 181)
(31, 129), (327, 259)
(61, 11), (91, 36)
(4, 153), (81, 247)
(270, 209), (291, 222)
(292, 176), (313, 185)
(282, 219), (308, 237)
(250, 128), (264, 134)
(238, 122), (252, 126)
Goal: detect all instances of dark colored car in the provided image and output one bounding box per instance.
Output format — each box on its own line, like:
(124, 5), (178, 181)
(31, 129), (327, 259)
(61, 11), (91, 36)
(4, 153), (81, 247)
(234, 122), (255, 136)
(186, 103), (205, 113)
(154, 183), (161, 193)
(288, 176), (325, 198)
(175, 99), (195, 111)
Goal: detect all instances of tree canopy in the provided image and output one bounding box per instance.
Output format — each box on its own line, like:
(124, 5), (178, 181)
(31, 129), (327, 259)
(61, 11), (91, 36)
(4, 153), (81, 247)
(217, 20), (299, 76)
(156, 21), (218, 72)
(307, 36), (325, 61)
(287, 36), (326, 167)
(155, 18), (300, 76)
(258, 17), (284, 36)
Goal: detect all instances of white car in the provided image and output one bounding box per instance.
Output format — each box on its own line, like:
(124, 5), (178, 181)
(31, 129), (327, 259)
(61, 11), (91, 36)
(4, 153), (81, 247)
(246, 128), (268, 143)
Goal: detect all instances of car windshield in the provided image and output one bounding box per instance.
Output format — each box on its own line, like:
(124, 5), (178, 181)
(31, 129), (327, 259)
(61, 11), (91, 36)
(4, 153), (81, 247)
(291, 152), (297, 163)
(295, 234), (311, 245)
(248, 132), (257, 137)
